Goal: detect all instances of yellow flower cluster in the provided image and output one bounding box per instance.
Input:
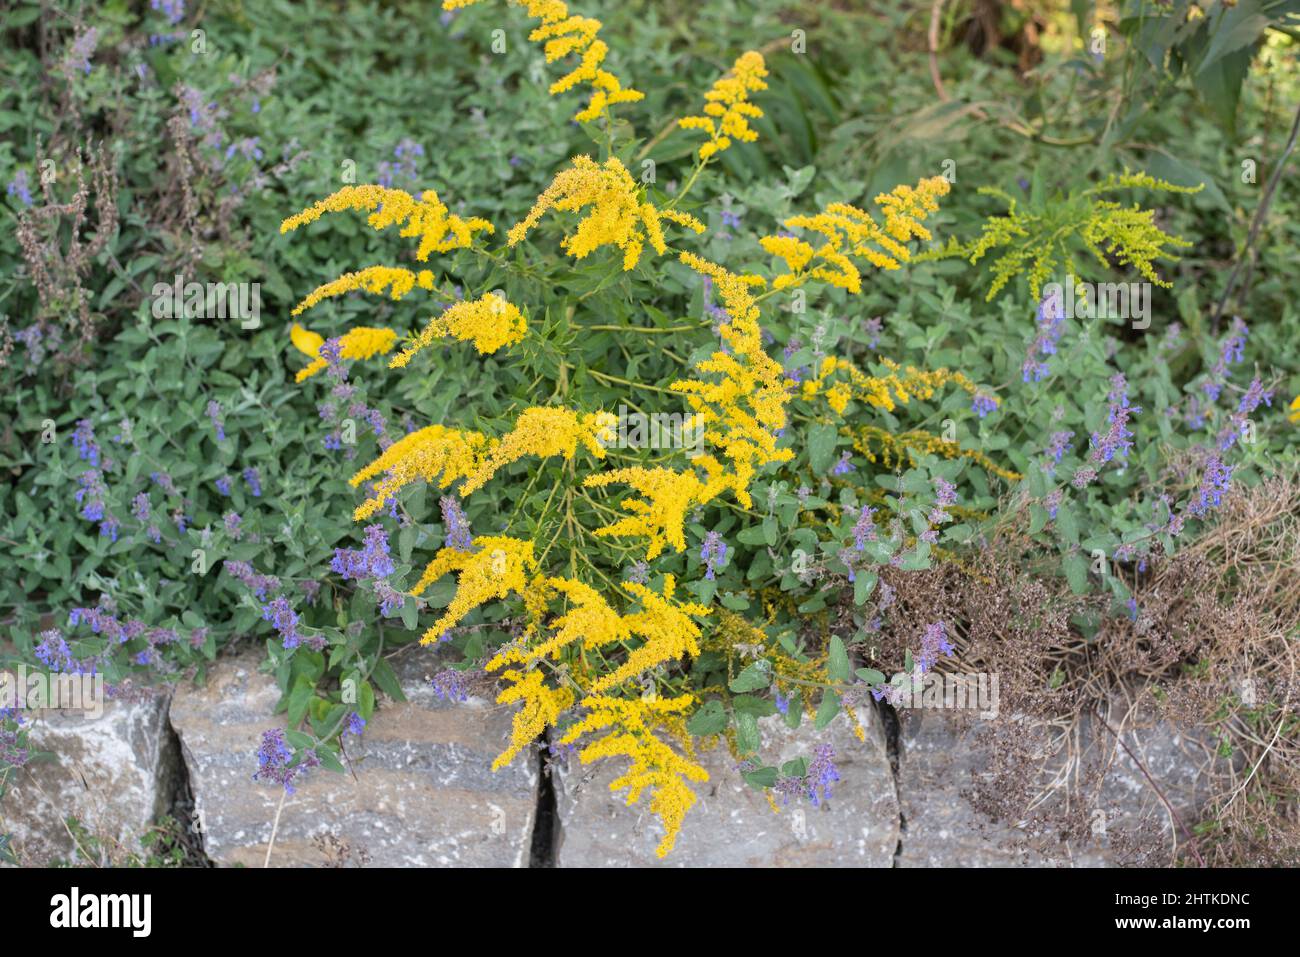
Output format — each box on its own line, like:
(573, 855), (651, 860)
(763, 176), (951, 293)
(348, 424), (490, 520)
(559, 693), (708, 857)
(507, 155), (704, 270)
(671, 252), (793, 508)
(280, 185), (493, 262)
(441, 0), (642, 122)
(847, 425), (1021, 483)
(290, 323), (398, 382)
(801, 354), (986, 416)
(486, 574), (707, 694)
(678, 51), (768, 160)
(593, 575), (710, 692)
(482, 575), (710, 855)
(409, 536), (537, 644)
(390, 292), (527, 366)
(583, 466), (710, 559)
(486, 576), (626, 670)
(290, 266), (435, 317)
(492, 668), (576, 770)
(461, 406), (617, 495)
(1291, 395), (1300, 424)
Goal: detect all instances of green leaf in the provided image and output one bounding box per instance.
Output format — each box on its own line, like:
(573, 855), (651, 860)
(856, 668), (886, 685)
(1028, 503), (1050, 535)
(852, 570), (878, 606)
(317, 749), (346, 774)
(286, 676), (315, 728)
(808, 423), (839, 474)
(686, 699), (728, 736)
(814, 690), (840, 730)
(735, 711), (760, 755)
(370, 658), (407, 703)
(828, 636), (852, 682)
(783, 690), (803, 729)
(742, 766), (778, 789)
(1063, 552), (1090, 594)
(284, 729), (315, 750)
(1056, 502), (1079, 546)
(729, 661), (772, 693)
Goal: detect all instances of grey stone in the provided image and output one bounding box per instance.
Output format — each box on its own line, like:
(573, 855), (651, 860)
(168, 649), (537, 867)
(554, 705), (899, 867)
(2, 688), (178, 866)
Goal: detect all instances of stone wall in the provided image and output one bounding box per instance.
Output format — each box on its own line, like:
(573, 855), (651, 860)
(2, 650), (1230, 867)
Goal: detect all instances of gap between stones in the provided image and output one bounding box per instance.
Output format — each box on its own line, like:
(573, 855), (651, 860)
(529, 731), (559, 867)
(162, 702), (215, 867)
(876, 699), (906, 867)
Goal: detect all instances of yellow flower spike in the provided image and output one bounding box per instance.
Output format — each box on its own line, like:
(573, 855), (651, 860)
(759, 235), (815, 274)
(442, 0), (641, 122)
(1289, 394), (1300, 424)
(348, 424), (490, 520)
(583, 467), (709, 559)
(291, 325), (398, 383)
(280, 184), (492, 262)
(492, 668), (575, 771)
(679, 51), (768, 161)
(290, 266), (434, 316)
(588, 574), (710, 693)
(487, 576), (630, 671)
(509, 156), (691, 270)
(660, 208), (707, 234)
(391, 292), (528, 366)
(764, 177), (951, 295)
(669, 250), (791, 508)
(460, 407), (617, 496)
(560, 693), (708, 857)
(409, 536), (537, 643)
(848, 424), (1020, 483)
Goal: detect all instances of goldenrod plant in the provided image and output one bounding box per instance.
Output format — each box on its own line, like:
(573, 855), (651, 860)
(278, 0), (1010, 856)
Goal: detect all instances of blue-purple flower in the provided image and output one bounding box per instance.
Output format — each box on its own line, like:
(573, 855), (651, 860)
(206, 399), (225, 441)
(700, 531), (727, 580)
(440, 496), (473, 550)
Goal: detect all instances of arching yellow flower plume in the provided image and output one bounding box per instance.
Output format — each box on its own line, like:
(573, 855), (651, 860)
(801, 354), (985, 415)
(348, 424), (490, 520)
(763, 176), (951, 293)
(560, 693), (708, 857)
(441, 0), (642, 122)
(583, 466), (710, 559)
(280, 185), (492, 261)
(508, 156), (702, 270)
(291, 324), (398, 382)
(410, 536), (537, 644)
(678, 51), (768, 160)
(492, 668), (575, 770)
(670, 252), (791, 508)
(390, 292), (527, 365)
(590, 575), (710, 692)
(291, 266), (436, 316)
(460, 407), (617, 495)
(487, 576), (630, 670)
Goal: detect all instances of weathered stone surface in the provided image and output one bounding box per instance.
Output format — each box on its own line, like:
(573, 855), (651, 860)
(3, 688), (178, 866)
(168, 649), (537, 867)
(895, 701), (1228, 867)
(554, 706), (899, 867)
